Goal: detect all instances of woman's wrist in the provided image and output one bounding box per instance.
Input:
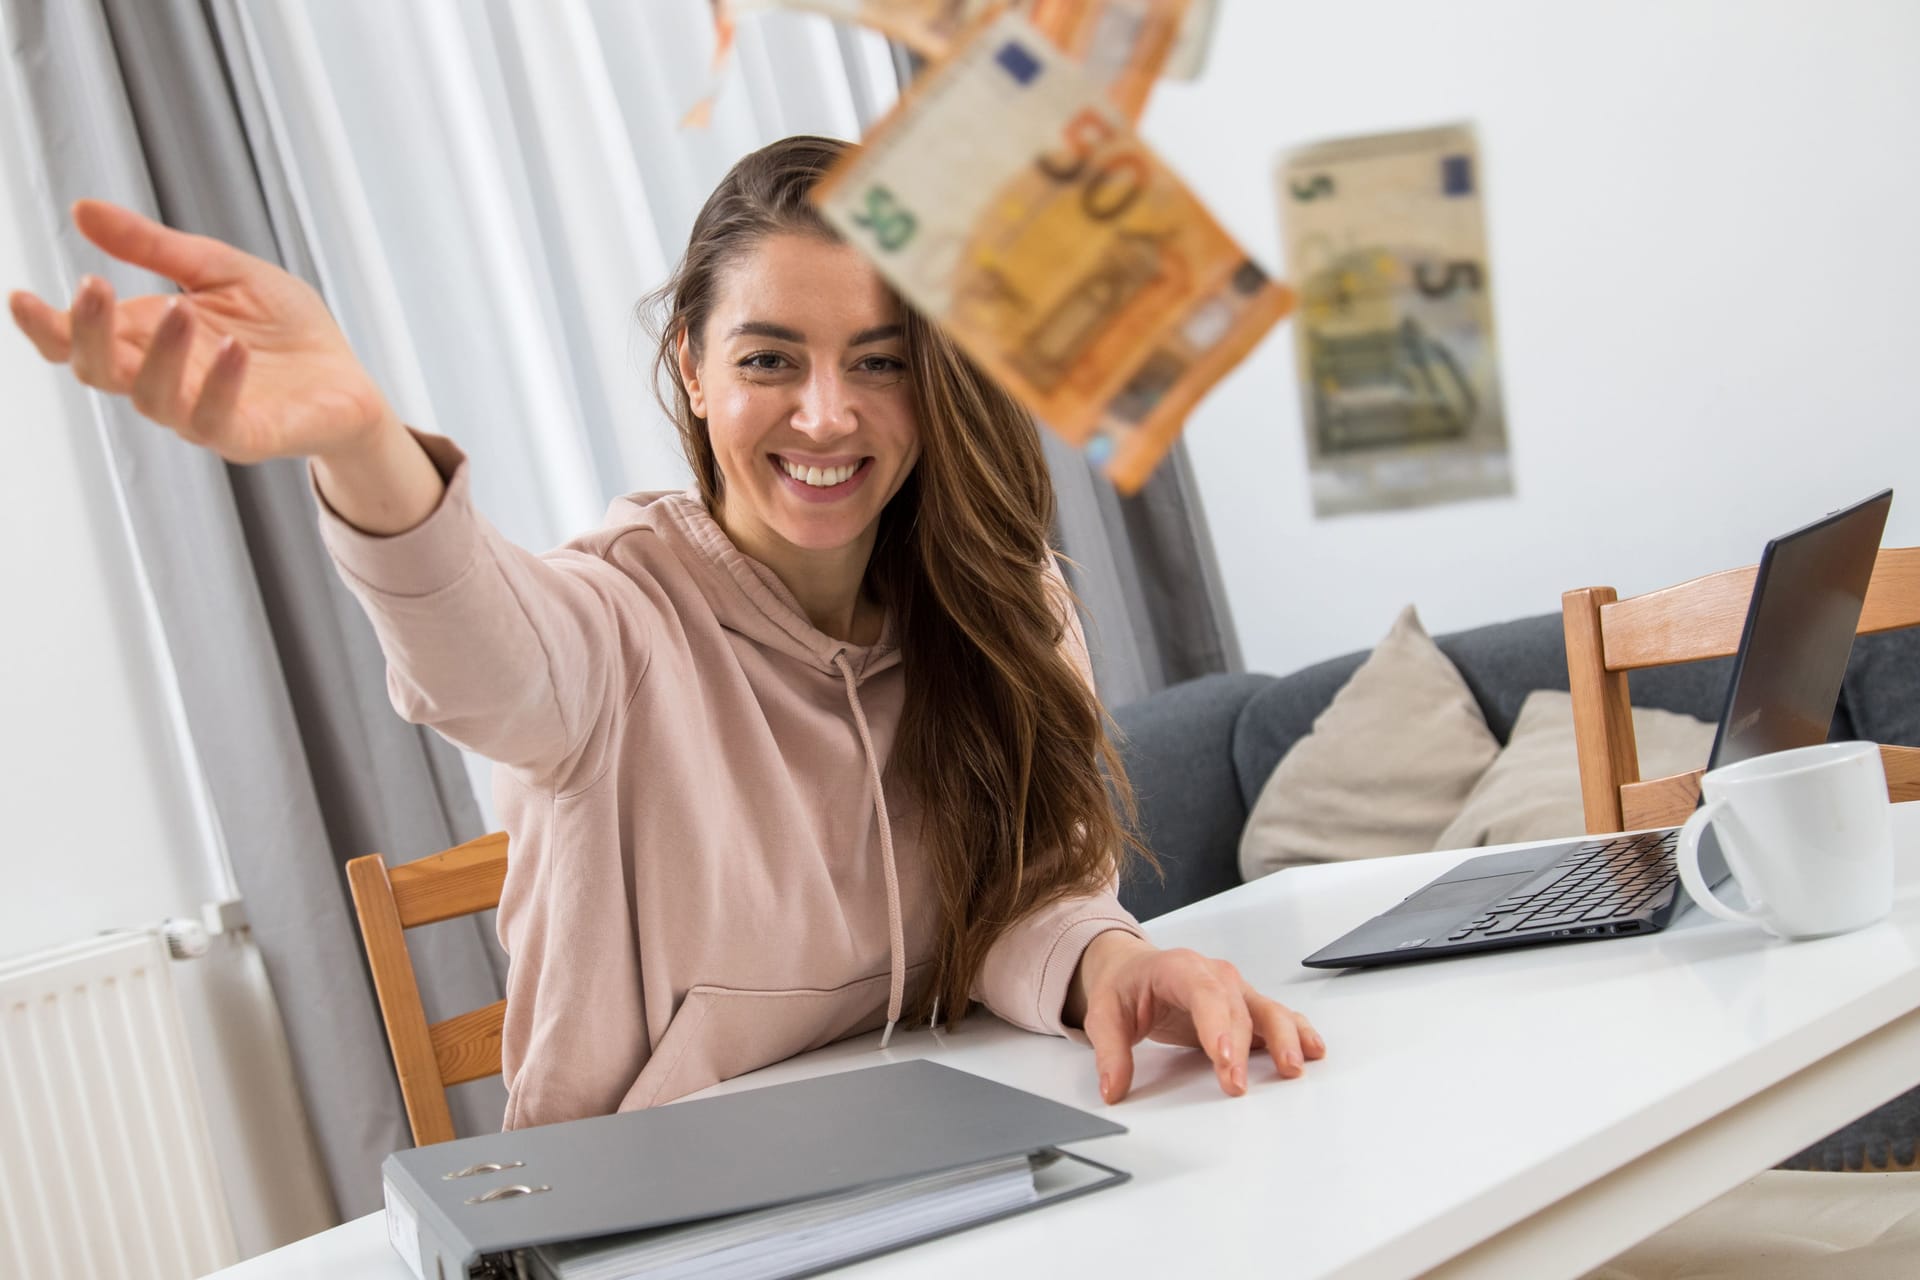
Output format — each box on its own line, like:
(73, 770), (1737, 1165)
(311, 414), (447, 536)
(1063, 930), (1155, 1029)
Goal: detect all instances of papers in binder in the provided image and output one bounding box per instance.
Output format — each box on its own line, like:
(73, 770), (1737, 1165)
(525, 1153), (1041, 1280)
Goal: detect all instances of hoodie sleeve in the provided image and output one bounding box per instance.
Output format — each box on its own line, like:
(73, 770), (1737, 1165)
(311, 428), (644, 793)
(970, 556), (1148, 1038)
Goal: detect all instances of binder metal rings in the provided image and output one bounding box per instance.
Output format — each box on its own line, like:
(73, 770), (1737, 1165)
(444, 1161), (527, 1180)
(465, 1184), (552, 1204)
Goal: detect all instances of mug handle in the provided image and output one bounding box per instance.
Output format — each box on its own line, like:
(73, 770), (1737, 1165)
(1675, 800), (1768, 926)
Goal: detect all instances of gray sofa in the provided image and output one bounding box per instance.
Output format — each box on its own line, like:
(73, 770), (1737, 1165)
(1110, 612), (1920, 1173)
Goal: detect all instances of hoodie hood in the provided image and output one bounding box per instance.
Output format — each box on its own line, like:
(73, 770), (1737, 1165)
(608, 490), (903, 683)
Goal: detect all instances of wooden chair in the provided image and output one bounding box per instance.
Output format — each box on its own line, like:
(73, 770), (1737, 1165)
(346, 831), (510, 1147)
(1562, 547), (1920, 834)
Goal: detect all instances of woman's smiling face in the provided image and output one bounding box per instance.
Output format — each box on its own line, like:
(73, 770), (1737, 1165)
(679, 232), (920, 557)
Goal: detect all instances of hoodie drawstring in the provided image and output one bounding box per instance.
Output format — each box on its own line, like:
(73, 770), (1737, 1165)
(833, 652), (906, 1049)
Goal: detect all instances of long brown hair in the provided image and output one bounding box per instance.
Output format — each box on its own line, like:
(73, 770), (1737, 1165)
(642, 135), (1153, 1025)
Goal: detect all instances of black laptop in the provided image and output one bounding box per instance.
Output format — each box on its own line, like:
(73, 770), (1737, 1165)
(1302, 489), (1893, 970)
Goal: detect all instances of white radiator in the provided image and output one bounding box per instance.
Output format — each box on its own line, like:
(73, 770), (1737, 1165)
(0, 930), (237, 1279)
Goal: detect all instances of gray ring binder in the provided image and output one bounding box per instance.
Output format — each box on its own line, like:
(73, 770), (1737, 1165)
(380, 1060), (1131, 1280)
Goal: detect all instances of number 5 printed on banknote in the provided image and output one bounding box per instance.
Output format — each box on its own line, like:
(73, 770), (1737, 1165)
(813, 9), (1292, 493)
(1279, 124), (1513, 517)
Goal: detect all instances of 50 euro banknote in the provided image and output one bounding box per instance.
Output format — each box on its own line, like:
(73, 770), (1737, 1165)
(727, 0), (1195, 119)
(811, 9), (1291, 493)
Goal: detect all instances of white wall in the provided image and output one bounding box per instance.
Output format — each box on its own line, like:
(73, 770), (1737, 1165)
(0, 89), (334, 1259)
(1141, 0), (1920, 676)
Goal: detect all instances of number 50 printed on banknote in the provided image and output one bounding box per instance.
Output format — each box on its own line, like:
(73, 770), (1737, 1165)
(1280, 124), (1513, 517)
(812, 10), (1292, 494)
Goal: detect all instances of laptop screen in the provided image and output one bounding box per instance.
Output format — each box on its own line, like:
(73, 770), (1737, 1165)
(1691, 489), (1892, 889)
(1707, 489), (1892, 771)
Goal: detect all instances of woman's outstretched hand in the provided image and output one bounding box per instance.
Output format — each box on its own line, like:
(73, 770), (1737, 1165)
(1068, 933), (1327, 1103)
(7, 199), (397, 464)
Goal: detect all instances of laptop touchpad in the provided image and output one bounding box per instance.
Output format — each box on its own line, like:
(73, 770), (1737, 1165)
(1388, 872), (1536, 916)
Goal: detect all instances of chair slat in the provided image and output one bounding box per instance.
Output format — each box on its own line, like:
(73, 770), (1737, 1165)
(1861, 548), (1920, 635)
(1564, 587), (1639, 833)
(346, 854), (457, 1147)
(1620, 770), (1704, 832)
(1602, 547), (1920, 672)
(390, 832), (509, 927)
(1600, 568), (1755, 671)
(1618, 747), (1918, 833)
(350, 833), (511, 1147)
(1885, 745), (1920, 803)
(431, 1000), (507, 1088)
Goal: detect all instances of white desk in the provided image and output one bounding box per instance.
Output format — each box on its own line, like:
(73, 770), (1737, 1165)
(206, 806), (1920, 1280)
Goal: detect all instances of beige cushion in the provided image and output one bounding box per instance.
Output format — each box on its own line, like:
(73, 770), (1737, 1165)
(1436, 689), (1717, 849)
(1239, 605), (1500, 880)
(1583, 1170), (1920, 1280)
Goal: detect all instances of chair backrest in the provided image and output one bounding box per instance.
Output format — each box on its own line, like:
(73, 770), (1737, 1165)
(1563, 547), (1920, 834)
(346, 832), (509, 1147)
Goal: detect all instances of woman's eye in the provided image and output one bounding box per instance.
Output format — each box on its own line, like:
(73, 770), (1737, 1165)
(857, 356), (906, 375)
(739, 352), (790, 372)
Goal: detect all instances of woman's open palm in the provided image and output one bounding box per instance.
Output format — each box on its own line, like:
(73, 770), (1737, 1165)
(7, 199), (394, 464)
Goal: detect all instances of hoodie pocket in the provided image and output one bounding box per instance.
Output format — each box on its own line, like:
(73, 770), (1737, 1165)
(619, 964), (927, 1111)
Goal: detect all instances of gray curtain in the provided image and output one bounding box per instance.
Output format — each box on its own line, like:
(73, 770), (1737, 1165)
(1047, 435), (1243, 709)
(3, 0), (507, 1220)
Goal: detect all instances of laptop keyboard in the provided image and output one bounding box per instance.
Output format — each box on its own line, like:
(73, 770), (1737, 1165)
(1446, 830), (1682, 943)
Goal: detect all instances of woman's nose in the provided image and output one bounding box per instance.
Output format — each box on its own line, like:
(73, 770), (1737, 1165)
(789, 369), (856, 439)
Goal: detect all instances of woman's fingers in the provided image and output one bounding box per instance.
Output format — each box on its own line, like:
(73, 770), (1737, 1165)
(13, 277), (247, 448)
(1182, 962), (1254, 1097)
(1246, 988), (1327, 1080)
(8, 289), (72, 362)
(69, 276), (126, 390)
(71, 199), (242, 292)
(185, 337), (249, 449)
(1248, 995), (1307, 1079)
(1081, 984), (1141, 1105)
(130, 298), (195, 424)
(23, 279), (176, 402)
(1296, 1011), (1327, 1061)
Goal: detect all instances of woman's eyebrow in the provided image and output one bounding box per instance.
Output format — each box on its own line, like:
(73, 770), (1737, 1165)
(727, 320), (902, 346)
(729, 320), (806, 342)
(849, 323), (902, 346)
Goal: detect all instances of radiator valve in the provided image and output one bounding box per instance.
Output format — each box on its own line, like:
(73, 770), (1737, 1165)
(161, 917), (211, 961)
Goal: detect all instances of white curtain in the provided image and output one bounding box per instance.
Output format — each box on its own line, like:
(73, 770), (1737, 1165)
(231, 0), (897, 821)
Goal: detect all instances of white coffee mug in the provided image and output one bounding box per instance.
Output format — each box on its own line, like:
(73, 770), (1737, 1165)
(1675, 741), (1895, 940)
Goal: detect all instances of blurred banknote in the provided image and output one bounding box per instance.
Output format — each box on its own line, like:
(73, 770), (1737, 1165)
(1028, 0), (1188, 118)
(1160, 0), (1216, 78)
(1278, 124), (1512, 517)
(682, 1), (740, 127)
(814, 10), (1291, 493)
(727, 0), (984, 51)
(728, 0), (1191, 118)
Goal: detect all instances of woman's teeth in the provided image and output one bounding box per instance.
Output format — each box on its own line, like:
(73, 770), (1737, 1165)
(780, 458), (859, 487)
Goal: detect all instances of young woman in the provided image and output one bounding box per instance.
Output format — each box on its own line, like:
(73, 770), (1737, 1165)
(9, 135), (1324, 1129)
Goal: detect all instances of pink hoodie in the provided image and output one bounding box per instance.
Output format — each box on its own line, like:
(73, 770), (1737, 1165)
(314, 430), (1145, 1130)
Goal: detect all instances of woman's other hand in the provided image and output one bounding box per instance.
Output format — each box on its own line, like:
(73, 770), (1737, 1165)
(1068, 933), (1327, 1103)
(7, 199), (397, 464)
